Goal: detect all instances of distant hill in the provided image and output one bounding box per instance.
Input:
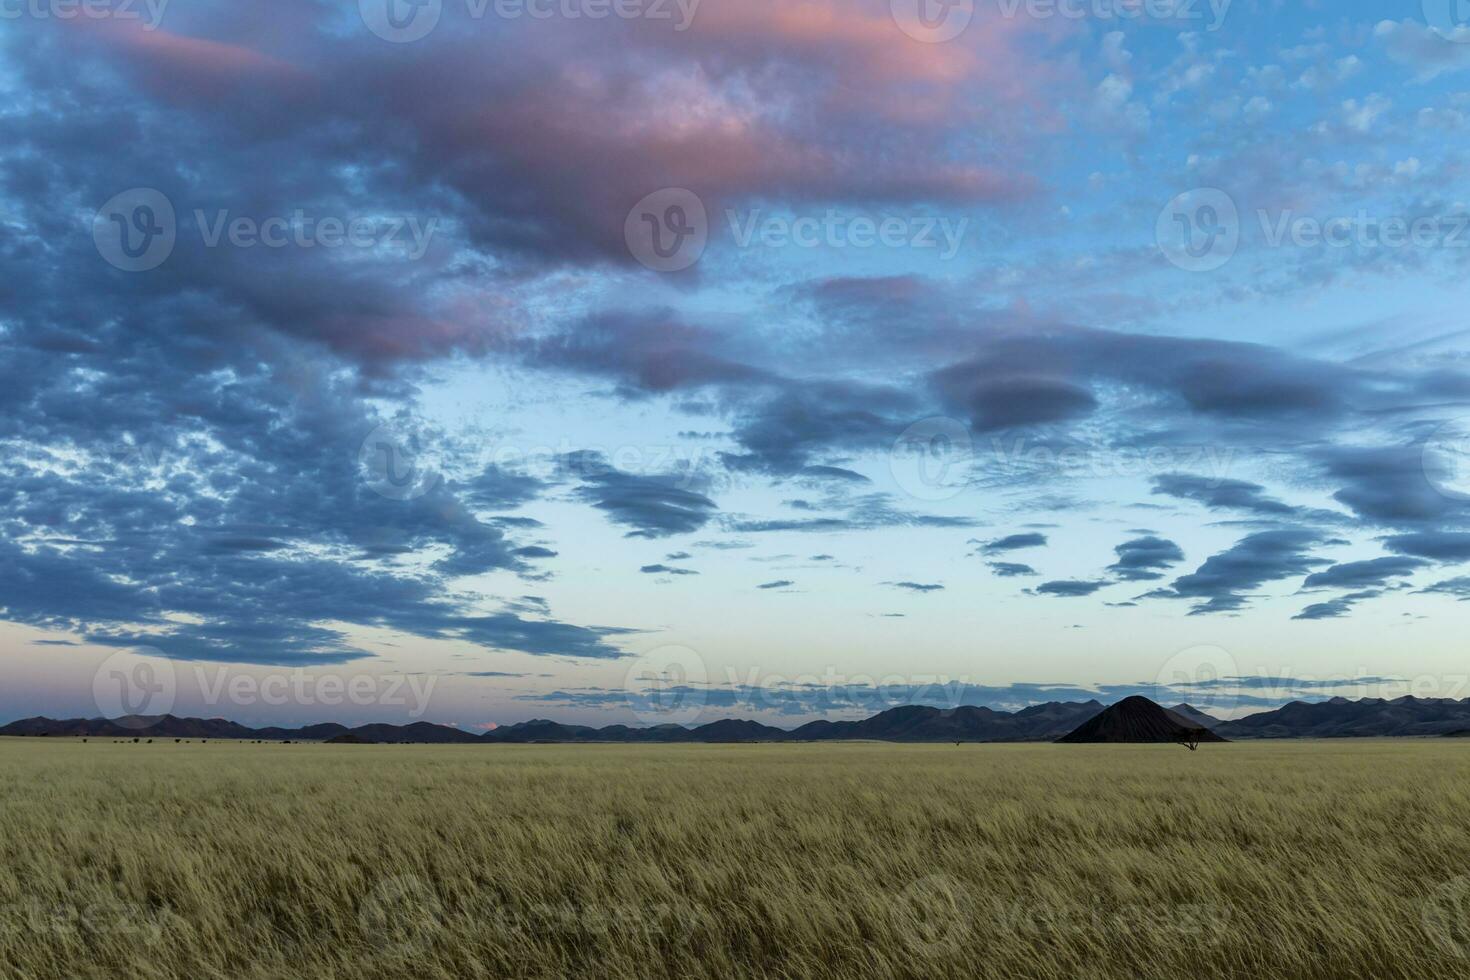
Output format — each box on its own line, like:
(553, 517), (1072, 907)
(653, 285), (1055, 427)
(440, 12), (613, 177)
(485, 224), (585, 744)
(786, 702), (1106, 742)
(685, 719), (789, 742)
(1057, 697), (1227, 744)
(484, 719), (602, 743)
(355, 721), (483, 744)
(1215, 696), (1470, 739)
(1169, 704), (1223, 729)
(0, 714), (457, 743)
(0, 715), (272, 740)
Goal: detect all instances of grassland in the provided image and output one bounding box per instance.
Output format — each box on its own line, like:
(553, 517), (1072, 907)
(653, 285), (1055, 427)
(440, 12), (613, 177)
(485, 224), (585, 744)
(2, 738), (1469, 979)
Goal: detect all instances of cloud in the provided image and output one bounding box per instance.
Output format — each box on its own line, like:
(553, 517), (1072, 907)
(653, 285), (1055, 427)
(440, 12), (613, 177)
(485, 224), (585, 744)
(887, 581), (945, 593)
(1293, 591), (1383, 621)
(720, 381), (920, 476)
(982, 532), (1048, 553)
(757, 580), (795, 590)
(1151, 474), (1299, 517)
(1035, 580), (1107, 597)
(1375, 20), (1470, 81)
(1318, 445), (1470, 528)
(1421, 577), (1470, 600)
(564, 451), (717, 538)
(640, 564), (699, 576)
(533, 311), (773, 395)
(1154, 529), (1332, 615)
(929, 323), (1368, 438)
(461, 465), (547, 511)
(730, 492), (979, 533)
(1302, 557), (1426, 590)
(1382, 532), (1470, 563)
(933, 369), (1098, 432)
(450, 614), (637, 659)
(987, 562), (1037, 577)
(1107, 536), (1184, 581)
(146, 0), (1041, 273)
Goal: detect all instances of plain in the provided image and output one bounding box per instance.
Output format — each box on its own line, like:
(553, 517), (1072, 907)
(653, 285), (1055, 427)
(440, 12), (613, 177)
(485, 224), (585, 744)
(2, 738), (1469, 979)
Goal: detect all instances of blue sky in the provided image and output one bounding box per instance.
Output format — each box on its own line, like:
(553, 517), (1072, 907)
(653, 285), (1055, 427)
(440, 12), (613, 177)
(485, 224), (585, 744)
(3, 0), (1470, 727)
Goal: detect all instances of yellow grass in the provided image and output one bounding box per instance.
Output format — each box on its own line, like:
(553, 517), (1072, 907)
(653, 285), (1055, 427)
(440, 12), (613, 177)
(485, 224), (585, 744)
(3, 738), (1469, 979)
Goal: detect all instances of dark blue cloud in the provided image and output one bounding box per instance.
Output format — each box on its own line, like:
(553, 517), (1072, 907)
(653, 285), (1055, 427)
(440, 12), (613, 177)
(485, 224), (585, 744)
(932, 371), (1098, 432)
(730, 492), (978, 533)
(1420, 577), (1470, 600)
(460, 465), (547, 511)
(1151, 474), (1299, 517)
(1107, 536), (1184, 581)
(563, 451), (717, 539)
(533, 311), (772, 396)
(1293, 591), (1384, 621)
(1318, 445), (1470, 528)
(1382, 532), (1470, 562)
(1302, 557), (1426, 589)
(927, 323), (1373, 441)
(982, 532), (1048, 553)
(1035, 580), (1107, 597)
(1155, 529), (1332, 615)
(887, 581), (944, 593)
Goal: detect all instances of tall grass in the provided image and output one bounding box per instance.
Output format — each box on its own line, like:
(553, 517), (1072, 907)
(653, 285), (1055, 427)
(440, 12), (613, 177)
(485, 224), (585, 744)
(2, 738), (1468, 979)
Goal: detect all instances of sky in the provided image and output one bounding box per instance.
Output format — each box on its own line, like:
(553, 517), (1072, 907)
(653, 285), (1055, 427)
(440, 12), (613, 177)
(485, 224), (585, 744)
(3, 0), (1470, 729)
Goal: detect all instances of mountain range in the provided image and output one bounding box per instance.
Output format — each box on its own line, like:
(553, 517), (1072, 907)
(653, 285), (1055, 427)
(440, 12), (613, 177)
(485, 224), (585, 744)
(1212, 696), (1470, 739)
(0, 702), (1106, 744)
(6, 694), (1470, 743)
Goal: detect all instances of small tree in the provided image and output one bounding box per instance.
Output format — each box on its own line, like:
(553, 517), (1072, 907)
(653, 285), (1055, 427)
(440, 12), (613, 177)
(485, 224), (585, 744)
(1177, 728), (1207, 752)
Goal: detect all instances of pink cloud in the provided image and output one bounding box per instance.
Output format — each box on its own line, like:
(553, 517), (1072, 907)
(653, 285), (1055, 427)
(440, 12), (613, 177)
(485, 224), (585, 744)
(59, 17), (308, 101)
